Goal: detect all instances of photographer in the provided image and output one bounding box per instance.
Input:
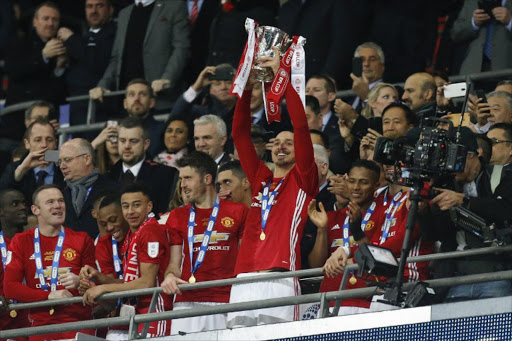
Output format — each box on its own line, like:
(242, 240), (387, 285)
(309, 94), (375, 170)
(430, 123), (512, 302)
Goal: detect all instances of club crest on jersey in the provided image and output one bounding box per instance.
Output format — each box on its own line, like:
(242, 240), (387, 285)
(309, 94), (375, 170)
(148, 242), (159, 258)
(194, 231), (229, 244)
(221, 217), (235, 228)
(63, 248), (77, 261)
(365, 221), (375, 231)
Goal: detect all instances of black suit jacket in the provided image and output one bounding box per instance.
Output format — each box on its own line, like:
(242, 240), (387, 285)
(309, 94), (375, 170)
(108, 159), (177, 215)
(0, 160), (65, 206)
(63, 174), (119, 239)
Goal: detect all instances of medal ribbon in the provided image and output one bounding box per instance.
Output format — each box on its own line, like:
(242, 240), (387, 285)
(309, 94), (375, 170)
(0, 231), (7, 271)
(188, 197), (221, 278)
(34, 226), (65, 291)
(380, 191), (407, 245)
(260, 179), (284, 234)
(112, 238), (123, 279)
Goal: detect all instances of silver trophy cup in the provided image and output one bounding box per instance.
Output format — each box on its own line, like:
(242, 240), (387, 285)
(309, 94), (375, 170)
(251, 26), (294, 82)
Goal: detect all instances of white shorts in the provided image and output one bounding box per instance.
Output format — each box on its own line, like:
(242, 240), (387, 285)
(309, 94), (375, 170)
(170, 302), (227, 335)
(226, 272), (300, 328)
(106, 330), (130, 340)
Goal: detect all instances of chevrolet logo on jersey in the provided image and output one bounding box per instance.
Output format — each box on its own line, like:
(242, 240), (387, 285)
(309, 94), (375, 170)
(34, 266), (71, 279)
(193, 231), (230, 244)
(331, 237), (356, 248)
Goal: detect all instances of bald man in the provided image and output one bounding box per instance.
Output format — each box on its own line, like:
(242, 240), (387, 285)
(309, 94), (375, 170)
(402, 72), (438, 122)
(59, 138), (118, 238)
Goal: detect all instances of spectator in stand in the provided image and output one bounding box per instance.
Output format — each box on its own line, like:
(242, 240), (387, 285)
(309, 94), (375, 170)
(351, 42), (386, 114)
(0, 189), (30, 333)
(451, 0), (512, 74)
(3, 1), (67, 143)
(162, 151), (247, 334)
(217, 160), (252, 208)
(24, 101), (60, 132)
(91, 123), (121, 174)
(305, 95), (323, 131)
(472, 89), (512, 134)
(82, 184), (172, 337)
(194, 114), (232, 167)
(90, 0), (190, 109)
(58, 0), (116, 127)
(4, 185), (96, 341)
(108, 117), (177, 215)
(0, 119), (65, 207)
(154, 116), (194, 169)
(402, 72), (438, 122)
(59, 138), (118, 238)
(306, 75), (338, 140)
(360, 83), (398, 119)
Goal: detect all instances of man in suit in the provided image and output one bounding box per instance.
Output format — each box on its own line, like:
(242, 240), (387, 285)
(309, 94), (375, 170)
(57, 0), (116, 127)
(451, 0), (512, 74)
(90, 0), (190, 109)
(194, 114), (231, 167)
(24, 101), (60, 132)
(108, 117), (177, 214)
(306, 75), (339, 141)
(402, 72), (438, 122)
(59, 138), (118, 238)
(0, 119), (65, 206)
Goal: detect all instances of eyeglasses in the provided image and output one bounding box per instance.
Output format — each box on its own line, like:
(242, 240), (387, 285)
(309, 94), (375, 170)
(56, 153), (87, 167)
(489, 138), (512, 146)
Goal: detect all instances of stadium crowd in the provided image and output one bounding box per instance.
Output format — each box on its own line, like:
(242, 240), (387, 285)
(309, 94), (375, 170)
(0, 0), (512, 340)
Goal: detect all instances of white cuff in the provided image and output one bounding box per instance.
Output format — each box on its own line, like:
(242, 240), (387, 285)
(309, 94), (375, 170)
(183, 86), (199, 103)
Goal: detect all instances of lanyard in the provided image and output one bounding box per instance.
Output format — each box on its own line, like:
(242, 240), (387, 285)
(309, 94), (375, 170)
(380, 191), (406, 245)
(260, 179), (284, 240)
(112, 238), (123, 279)
(187, 197), (220, 281)
(34, 226), (65, 291)
(0, 232), (7, 271)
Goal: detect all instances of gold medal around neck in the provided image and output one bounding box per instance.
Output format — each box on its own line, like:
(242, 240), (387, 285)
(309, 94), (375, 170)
(189, 275), (196, 284)
(49, 308), (55, 316)
(349, 275), (357, 285)
(260, 231), (266, 241)
(10, 310), (17, 318)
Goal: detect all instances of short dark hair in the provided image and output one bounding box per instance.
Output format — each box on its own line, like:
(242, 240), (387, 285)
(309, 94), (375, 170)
(126, 78), (155, 98)
(309, 74), (336, 94)
(349, 159), (381, 183)
(119, 117), (150, 140)
(0, 189), (24, 210)
(476, 135), (492, 165)
(218, 160), (246, 180)
(32, 184), (61, 206)
(305, 95), (320, 116)
(34, 1), (60, 18)
(24, 118), (56, 140)
(176, 150), (217, 180)
(25, 101), (56, 121)
(382, 103), (416, 126)
(309, 129), (330, 148)
(99, 193), (121, 210)
(489, 122), (512, 141)
(121, 183), (153, 202)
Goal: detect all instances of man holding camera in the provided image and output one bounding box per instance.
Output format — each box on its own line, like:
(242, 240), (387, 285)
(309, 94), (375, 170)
(451, 0), (512, 74)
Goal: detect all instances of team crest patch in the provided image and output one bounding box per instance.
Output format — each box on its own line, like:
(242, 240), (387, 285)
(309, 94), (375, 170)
(5, 251), (12, 265)
(63, 248), (77, 261)
(221, 217), (235, 228)
(365, 220), (375, 231)
(148, 242), (159, 258)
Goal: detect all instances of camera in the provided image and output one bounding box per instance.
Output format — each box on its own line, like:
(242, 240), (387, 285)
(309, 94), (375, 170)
(373, 117), (468, 187)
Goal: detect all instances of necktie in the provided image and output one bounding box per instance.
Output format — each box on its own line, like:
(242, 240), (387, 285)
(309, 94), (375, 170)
(36, 170), (48, 188)
(123, 169), (135, 186)
(483, 19), (495, 60)
(190, 0), (198, 26)
(490, 165), (503, 194)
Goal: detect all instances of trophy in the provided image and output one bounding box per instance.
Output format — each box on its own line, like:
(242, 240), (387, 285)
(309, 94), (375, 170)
(251, 26), (294, 82)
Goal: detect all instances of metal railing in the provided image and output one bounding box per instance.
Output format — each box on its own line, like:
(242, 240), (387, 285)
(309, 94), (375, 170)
(2, 244), (512, 340)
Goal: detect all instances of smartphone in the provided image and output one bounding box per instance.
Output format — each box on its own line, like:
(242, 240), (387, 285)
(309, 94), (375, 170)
(208, 67), (235, 81)
(107, 120), (118, 127)
(44, 150), (59, 163)
(478, 0), (500, 15)
(475, 89), (487, 103)
(444, 82), (467, 98)
(367, 116), (383, 134)
(352, 57), (363, 77)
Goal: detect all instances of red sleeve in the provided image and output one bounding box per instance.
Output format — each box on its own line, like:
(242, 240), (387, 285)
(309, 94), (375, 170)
(81, 235), (96, 268)
(165, 210), (184, 246)
(95, 237), (114, 276)
(232, 88), (268, 191)
(285, 82), (318, 195)
(138, 225), (169, 264)
(4, 235), (49, 302)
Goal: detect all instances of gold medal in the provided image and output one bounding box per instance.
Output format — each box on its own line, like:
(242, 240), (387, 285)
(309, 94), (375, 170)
(10, 310), (17, 318)
(260, 231), (266, 241)
(49, 308), (54, 315)
(349, 275), (357, 285)
(188, 275), (196, 284)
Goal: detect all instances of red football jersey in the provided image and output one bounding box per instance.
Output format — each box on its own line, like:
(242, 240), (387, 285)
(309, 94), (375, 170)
(320, 193), (388, 308)
(0, 235), (30, 340)
(166, 200), (247, 303)
(122, 220), (172, 314)
(95, 234), (123, 277)
(3, 227), (95, 340)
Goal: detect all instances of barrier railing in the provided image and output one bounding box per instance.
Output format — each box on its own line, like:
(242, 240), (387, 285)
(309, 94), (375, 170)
(2, 244), (512, 340)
